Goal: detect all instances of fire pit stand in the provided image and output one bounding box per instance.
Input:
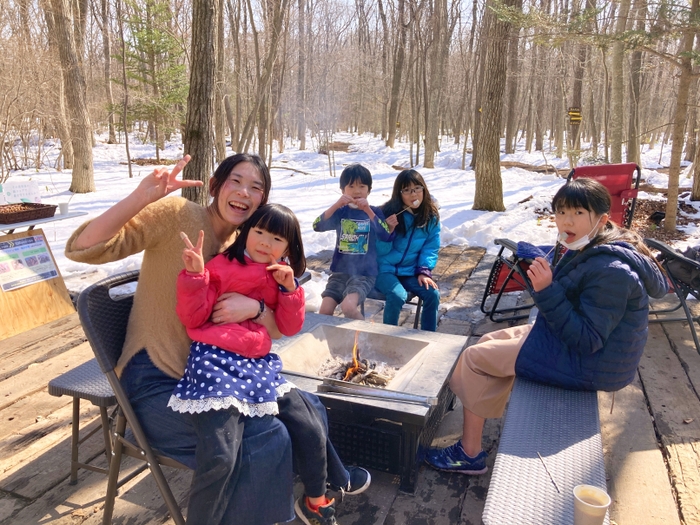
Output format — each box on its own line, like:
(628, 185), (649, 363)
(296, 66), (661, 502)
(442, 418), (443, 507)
(272, 313), (468, 493)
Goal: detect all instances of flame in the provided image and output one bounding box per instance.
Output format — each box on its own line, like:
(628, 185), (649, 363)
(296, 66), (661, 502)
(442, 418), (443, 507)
(343, 330), (361, 381)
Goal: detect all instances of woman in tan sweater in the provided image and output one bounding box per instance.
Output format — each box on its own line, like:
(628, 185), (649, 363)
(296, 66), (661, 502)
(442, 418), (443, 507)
(65, 154), (360, 525)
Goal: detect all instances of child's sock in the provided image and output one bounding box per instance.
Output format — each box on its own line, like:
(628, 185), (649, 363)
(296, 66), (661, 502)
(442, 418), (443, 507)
(306, 496), (332, 511)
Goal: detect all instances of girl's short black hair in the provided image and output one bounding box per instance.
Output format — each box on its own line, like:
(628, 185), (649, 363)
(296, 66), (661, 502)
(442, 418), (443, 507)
(210, 153), (272, 218)
(223, 203), (306, 278)
(381, 169), (439, 235)
(339, 163), (373, 191)
(552, 178), (611, 217)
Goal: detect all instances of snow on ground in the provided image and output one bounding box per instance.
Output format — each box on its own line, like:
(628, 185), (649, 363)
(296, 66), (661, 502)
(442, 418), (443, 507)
(4, 132), (700, 296)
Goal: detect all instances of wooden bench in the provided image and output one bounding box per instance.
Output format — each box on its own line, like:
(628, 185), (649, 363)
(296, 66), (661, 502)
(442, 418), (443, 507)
(482, 378), (609, 525)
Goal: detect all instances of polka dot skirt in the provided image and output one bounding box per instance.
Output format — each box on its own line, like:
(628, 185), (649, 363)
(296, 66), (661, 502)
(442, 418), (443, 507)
(167, 341), (294, 417)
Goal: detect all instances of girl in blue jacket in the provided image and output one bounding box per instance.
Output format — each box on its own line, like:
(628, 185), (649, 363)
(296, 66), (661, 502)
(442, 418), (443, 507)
(376, 169), (441, 331)
(425, 177), (668, 475)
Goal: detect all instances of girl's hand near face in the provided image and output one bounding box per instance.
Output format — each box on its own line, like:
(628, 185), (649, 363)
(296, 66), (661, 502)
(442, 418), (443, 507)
(180, 230), (205, 274)
(418, 274), (438, 290)
(527, 257), (553, 292)
(267, 255), (296, 291)
(386, 214), (398, 233)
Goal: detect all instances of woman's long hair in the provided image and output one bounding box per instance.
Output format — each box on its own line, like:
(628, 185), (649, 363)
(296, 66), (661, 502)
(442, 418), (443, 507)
(223, 204), (306, 277)
(381, 169), (439, 236)
(552, 178), (659, 266)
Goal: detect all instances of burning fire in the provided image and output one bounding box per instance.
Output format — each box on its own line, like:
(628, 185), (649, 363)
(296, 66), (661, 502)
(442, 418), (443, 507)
(343, 330), (361, 381)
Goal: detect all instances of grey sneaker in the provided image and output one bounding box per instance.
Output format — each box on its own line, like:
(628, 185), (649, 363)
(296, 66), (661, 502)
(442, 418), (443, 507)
(294, 496), (338, 525)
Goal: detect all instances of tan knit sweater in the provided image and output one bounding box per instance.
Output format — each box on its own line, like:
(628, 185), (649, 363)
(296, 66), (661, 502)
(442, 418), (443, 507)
(65, 197), (236, 378)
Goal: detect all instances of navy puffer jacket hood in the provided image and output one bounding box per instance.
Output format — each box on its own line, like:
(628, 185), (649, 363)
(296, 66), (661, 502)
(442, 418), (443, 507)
(515, 242), (668, 391)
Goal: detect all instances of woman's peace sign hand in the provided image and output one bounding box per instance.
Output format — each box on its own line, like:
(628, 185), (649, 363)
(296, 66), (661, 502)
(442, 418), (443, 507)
(139, 155), (202, 204)
(180, 230), (205, 274)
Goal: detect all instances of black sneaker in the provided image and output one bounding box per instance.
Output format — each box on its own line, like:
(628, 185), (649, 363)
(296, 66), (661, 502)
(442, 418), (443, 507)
(294, 496), (338, 525)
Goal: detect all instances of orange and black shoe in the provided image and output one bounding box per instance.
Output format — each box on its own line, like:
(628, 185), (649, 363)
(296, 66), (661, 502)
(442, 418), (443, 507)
(294, 495), (339, 525)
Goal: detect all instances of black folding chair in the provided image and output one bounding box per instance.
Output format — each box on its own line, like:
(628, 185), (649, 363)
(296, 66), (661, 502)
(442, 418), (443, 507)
(47, 359), (116, 484)
(645, 238), (700, 355)
(360, 288), (424, 329)
(77, 270), (189, 525)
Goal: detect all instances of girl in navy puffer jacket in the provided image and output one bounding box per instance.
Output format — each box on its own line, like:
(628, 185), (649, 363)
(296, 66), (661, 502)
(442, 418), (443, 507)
(425, 178), (668, 476)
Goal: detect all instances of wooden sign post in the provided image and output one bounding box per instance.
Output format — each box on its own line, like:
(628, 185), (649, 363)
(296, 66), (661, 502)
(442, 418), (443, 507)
(0, 229), (75, 340)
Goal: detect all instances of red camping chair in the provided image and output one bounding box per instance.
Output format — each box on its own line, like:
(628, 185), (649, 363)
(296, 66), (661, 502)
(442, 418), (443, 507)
(567, 162), (641, 229)
(480, 163), (641, 323)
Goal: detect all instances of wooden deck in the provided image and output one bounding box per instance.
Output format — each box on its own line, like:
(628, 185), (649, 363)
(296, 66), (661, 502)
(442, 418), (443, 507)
(0, 244), (697, 525)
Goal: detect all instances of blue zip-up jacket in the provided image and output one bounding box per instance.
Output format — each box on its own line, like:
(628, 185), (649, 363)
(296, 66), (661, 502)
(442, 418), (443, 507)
(313, 205), (392, 276)
(515, 242), (668, 391)
(376, 213), (440, 277)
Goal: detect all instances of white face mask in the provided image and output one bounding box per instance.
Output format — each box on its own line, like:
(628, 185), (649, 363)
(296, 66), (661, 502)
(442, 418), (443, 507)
(559, 217), (602, 251)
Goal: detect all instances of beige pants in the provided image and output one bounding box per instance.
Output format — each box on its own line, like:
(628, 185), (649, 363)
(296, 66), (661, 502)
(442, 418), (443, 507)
(449, 324), (532, 419)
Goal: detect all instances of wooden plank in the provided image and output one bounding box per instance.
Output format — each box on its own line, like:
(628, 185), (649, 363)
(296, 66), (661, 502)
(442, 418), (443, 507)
(0, 341), (94, 411)
(0, 404), (106, 499)
(0, 317), (86, 383)
(435, 247), (485, 304)
(0, 229), (75, 340)
(637, 324), (700, 525)
(599, 377), (682, 525)
(0, 390), (73, 442)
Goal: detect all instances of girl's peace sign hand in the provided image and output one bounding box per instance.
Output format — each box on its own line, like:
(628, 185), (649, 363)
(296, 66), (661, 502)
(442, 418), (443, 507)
(180, 230), (205, 274)
(139, 155), (202, 205)
(267, 254), (296, 291)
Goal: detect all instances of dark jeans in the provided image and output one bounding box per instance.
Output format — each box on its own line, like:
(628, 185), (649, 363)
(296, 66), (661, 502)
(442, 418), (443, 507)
(277, 388), (328, 497)
(121, 350), (349, 524)
(375, 273), (441, 331)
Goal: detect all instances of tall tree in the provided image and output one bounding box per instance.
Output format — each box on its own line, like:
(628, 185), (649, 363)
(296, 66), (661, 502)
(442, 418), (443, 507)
(183, 0), (217, 205)
(49, 0), (95, 192)
(473, 0), (519, 211)
(664, 0), (699, 230)
(609, 0), (631, 163)
(296, 0), (307, 149)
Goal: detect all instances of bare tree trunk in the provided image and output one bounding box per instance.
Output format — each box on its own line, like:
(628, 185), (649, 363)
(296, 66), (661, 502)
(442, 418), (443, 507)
(423, 0), (454, 168)
(504, 26), (521, 154)
(473, 0), (518, 211)
(43, 1), (74, 169)
(610, 0), (631, 163)
(183, 0), (217, 205)
(665, 0), (699, 230)
(238, 0), (289, 153)
(49, 0), (95, 192)
(296, 0), (307, 149)
(116, 0), (132, 178)
(101, 0), (116, 144)
(386, 0), (407, 149)
(214, 0), (227, 162)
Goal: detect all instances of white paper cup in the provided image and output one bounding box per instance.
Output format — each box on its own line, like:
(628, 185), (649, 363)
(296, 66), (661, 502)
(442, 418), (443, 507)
(59, 202), (69, 215)
(573, 484), (611, 525)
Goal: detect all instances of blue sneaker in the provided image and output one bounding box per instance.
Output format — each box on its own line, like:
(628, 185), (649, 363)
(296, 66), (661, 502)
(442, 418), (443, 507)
(424, 441), (488, 475)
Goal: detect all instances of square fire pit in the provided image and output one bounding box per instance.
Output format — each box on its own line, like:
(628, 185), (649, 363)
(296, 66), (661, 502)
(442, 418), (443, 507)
(272, 313), (468, 493)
